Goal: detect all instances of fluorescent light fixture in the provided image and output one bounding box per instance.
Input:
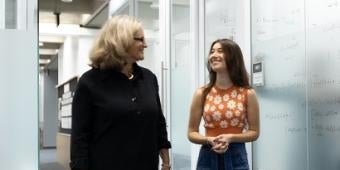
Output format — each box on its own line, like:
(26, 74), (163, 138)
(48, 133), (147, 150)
(39, 49), (58, 55)
(61, 0), (72, 3)
(39, 59), (51, 64)
(39, 42), (44, 46)
(81, 14), (92, 24)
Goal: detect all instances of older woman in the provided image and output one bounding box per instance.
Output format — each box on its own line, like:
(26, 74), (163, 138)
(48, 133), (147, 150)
(70, 15), (171, 170)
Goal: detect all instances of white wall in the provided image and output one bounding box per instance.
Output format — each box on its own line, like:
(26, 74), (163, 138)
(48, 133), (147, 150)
(76, 36), (95, 76)
(42, 70), (58, 147)
(58, 36), (77, 83)
(58, 35), (96, 84)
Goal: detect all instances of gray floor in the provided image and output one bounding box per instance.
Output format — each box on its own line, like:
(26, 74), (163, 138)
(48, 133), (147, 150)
(40, 149), (66, 170)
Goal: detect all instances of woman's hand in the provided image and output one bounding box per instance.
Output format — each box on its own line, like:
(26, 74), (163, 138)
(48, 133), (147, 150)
(211, 141), (229, 154)
(161, 163), (171, 170)
(206, 136), (217, 146)
(211, 134), (233, 153)
(159, 149), (170, 169)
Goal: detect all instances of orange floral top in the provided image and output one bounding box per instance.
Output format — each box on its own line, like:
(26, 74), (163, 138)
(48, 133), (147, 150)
(203, 86), (249, 137)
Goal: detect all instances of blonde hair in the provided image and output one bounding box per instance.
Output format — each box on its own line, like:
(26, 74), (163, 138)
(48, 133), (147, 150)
(89, 15), (143, 70)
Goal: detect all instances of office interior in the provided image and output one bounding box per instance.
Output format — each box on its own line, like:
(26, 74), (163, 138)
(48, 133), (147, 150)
(0, 0), (339, 170)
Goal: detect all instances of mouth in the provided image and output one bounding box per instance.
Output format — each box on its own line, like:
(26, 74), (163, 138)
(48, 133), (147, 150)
(210, 58), (222, 64)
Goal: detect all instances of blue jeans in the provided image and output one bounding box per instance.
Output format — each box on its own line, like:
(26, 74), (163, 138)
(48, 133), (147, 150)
(197, 143), (249, 170)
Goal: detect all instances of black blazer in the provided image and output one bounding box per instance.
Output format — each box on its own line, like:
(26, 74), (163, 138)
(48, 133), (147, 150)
(70, 64), (171, 170)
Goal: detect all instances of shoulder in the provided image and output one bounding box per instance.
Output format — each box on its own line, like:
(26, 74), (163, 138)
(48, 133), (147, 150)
(246, 88), (258, 102)
(190, 86), (208, 108)
(80, 68), (98, 78)
(139, 65), (155, 77)
(192, 86), (207, 99)
(246, 88), (256, 96)
(136, 65), (159, 88)
(137, 65), (158, 84)
(78, 68), (97, 81)
(77, 68), (103, 87)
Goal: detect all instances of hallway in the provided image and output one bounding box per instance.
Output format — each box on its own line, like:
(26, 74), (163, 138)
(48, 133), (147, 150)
(40, 149), (66, 170)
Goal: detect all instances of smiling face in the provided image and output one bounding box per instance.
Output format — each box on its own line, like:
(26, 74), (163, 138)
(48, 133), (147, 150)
(127, 29), (147, 62)
(209, 42), (228, 72)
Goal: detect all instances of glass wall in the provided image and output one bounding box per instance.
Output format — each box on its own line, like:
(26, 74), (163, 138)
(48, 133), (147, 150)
(251, 0), (307, 169)
(307, 0), (340, 169)
(170, 0), (192, 169)
(0, 0), (38, 169)
(205, 0), (250, 69)
(251, 0), (340, 170)
(137, 0), (162, 85)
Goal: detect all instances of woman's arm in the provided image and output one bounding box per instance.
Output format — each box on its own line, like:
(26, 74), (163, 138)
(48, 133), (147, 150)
(151, 74), (171, 168)
(70, 77), (92, 170)
(152, 74), (171, 150)
(187, 88), (216, 145)
(159, 148), (170, 170)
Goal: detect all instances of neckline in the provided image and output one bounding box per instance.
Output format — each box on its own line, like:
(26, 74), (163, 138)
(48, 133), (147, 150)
(213, 85), (234, 91)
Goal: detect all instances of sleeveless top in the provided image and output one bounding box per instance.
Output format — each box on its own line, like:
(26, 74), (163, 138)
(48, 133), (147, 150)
(203, 86), (249, 137)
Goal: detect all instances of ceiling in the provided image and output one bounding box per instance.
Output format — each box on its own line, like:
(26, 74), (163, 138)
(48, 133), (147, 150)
(39, 0), (189, 71)
(39, 0), (107, 24)
(39, 0), (108, 71)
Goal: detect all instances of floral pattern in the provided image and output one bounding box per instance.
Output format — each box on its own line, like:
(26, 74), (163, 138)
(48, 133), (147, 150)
(218, 104), (224, 110)
(227, 100), (236, 110)
(220, 120), (228, 128)
(214, 95), (222, 105)
(212, 111), (222, 121)
(203, 86), (248, 134)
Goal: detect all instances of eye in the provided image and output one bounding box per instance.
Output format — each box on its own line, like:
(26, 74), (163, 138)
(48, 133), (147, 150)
(134, 37), (145, 43)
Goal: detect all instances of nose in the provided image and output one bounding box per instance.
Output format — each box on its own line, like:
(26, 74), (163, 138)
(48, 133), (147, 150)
(210, 52), (217, 58)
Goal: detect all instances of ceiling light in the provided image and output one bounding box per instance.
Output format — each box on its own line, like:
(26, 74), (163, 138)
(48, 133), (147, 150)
(39, 59), (51, 65)
(61, 0), (72, 3)
(39, 42), (44, 46)
(39, 49), (59, 55)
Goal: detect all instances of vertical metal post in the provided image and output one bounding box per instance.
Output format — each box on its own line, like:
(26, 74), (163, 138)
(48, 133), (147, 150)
(0, 0), (5, 29)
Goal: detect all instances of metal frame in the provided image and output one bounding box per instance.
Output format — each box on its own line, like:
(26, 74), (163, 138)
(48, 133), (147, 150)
(0, 0), (5, 28)
(17, 0), (27, 30)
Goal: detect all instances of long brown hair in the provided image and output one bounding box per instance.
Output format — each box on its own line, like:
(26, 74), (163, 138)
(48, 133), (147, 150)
(202, 39), (251, 104)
